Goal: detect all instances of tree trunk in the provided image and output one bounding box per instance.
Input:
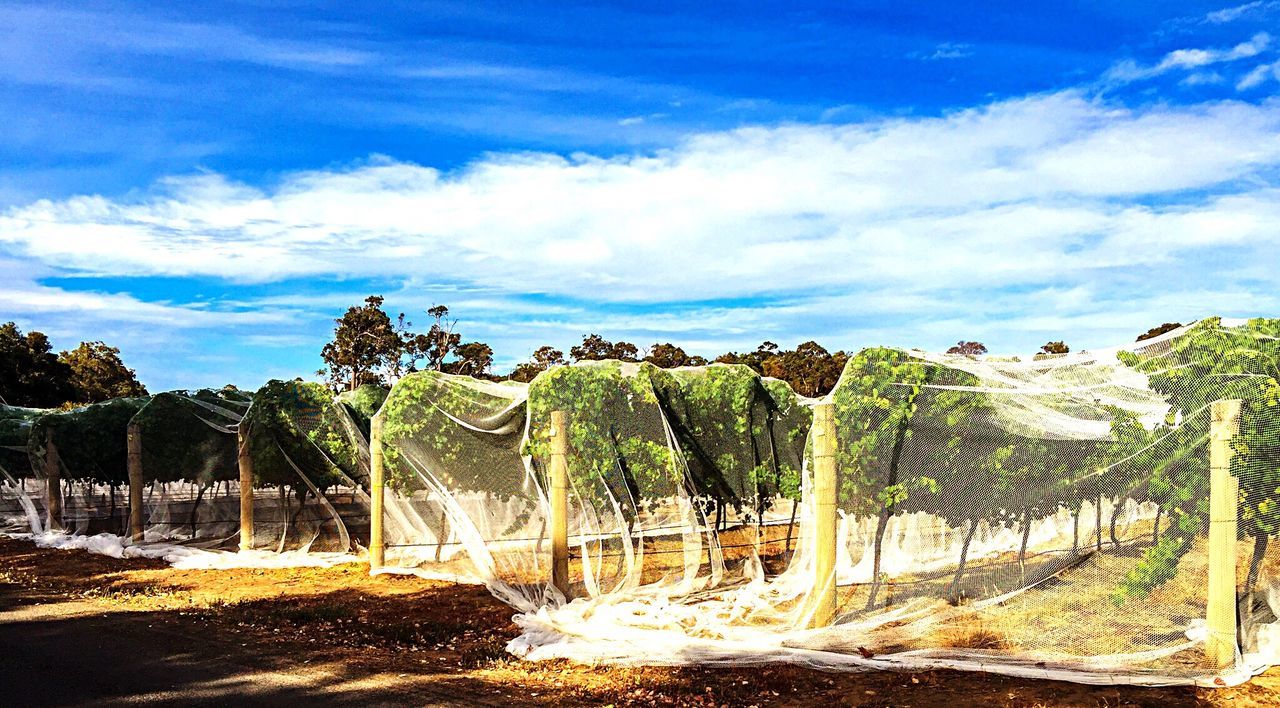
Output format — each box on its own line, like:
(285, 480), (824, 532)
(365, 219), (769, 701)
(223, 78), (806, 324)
(1018, 508), (1032, 576)
(1071, 509), (1080, 555)
(948, 518), (980, 604)
(289, 487), (310, 530)
(785, 499), (798, 558)
(1152, 505), (1162, 545)
(865, 382), (925, 610)
(865, 508), (893, 610)
(1094, 493), (1103, 552)
(275, 486), (290, 554)
(706, 516), (714, 570)
(434, 508), (449, 562)
(1243, 534), (1271, 637)
(188, 484), (208, 538)
(1109, 498), (1122, 550)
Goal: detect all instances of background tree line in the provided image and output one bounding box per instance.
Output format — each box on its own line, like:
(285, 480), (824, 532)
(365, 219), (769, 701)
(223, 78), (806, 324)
(319, 296), (852, 397)
(6, 294), (1189, 407)
(0, 322), (148, 408)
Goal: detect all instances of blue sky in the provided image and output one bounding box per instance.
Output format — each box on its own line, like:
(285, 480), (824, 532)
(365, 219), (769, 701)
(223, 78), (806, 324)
(1, 1), (1279, 391)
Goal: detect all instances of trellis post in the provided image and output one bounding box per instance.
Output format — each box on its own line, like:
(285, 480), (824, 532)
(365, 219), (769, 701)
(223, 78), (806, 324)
(237, 427), (254, 551)
(810, 402), (837, 628)
(550, 410), (570, 597)
(126, 422), (144, 542)
(1206, 398), (1241, 668)
(369, 412), (385, 570)
(44, 428), (62, 532)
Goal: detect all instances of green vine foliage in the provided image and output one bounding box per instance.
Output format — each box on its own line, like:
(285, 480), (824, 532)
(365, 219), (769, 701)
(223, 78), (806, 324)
(829, 347), (990, 519)
(0, 404), (45, 480)
(130, 389), (252, 486)
(377, 363), (810, 542)
(647, 363), (810, 522)
(240, 380), (362, 492)
(760, 377), (812, 501)
(525, 361), (680, 523)
(337, 384), (388, 440)
(1112, 317), (1280, 604)
(27, 397), (149, 487)
(380, 370), (526, 497)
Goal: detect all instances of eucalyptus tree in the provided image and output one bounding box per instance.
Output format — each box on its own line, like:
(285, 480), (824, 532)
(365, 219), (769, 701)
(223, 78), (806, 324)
(509, 346), (567, 383)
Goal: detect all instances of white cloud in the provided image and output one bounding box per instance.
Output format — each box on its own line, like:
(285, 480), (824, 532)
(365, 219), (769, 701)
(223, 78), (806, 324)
(1205, 2), (1276, 24)
(1182, 70), (1225, 85)
(1237, 60), (1280, 88)
(3, 90), (1280, 379)
(3, 92), (1279, 302)
(1103, 32), (1271, 84)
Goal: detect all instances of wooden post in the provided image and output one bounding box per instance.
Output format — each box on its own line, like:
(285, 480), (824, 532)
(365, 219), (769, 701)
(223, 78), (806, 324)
(810, 402), (837, 628)
(1206, 398), (1241, 669)
(44, 428), (62, 532)
(550, 410), (570, 597)
(369, 413), (385, 570)
(238, 427), (254, 551)
(126, 422), (144, 542)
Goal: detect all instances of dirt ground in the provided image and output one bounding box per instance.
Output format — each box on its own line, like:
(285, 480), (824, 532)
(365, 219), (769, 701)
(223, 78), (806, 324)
(2, 538), (1279, 707)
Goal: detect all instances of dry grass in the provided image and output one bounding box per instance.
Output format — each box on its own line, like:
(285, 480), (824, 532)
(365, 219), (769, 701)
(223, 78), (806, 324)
(932, 615), (1015, 651)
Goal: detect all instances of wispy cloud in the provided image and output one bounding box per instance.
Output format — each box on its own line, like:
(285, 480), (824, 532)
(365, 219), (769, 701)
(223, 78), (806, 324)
(1205, 1), (1277, 24)
(0, 4), (379, 96)
(908, 42), (974, 61)
(1182, 70), (1226, 85)
(1103, 32), (1271, 84)
(1237, 60), (1280, 88)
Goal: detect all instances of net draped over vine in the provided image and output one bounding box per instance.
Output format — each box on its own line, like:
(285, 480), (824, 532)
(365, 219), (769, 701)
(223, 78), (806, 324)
(237, 380), (375, 552)
(0, 404), (45, 533)
(1, 318), (1279, 685)
(0, 382), (379, 556)
(375, 319), (1280, 686)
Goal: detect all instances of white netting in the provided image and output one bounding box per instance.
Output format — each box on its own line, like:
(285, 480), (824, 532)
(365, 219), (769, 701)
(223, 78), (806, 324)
(0, 381), (381, 569)
(372, 317), (1280, 686)
(4, 316), (1280, 686)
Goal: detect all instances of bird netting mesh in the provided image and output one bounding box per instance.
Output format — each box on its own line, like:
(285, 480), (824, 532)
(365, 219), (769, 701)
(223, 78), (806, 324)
(0, 381), (375, 560)
(27, 397), (148, 536)
(1, 317), (1278, 686)
(372, 318), (1280, 686)
(0, 403), (44, 533)
(233, 379), (373, 553)
(127, 388), (248, 545)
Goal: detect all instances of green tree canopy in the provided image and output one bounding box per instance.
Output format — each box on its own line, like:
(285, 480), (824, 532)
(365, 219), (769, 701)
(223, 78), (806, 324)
(0, 322), (74, 408)
(320, 296), (404, 391)
(714, 341), (779, 374)
(240, 380), (364, 492)
(570, 334), (640, 362)
(645, 343), (708, 369)
(1112, 317), (1280, 605)
(59, 341), (148, 404)
(130, 389), (250, 486)
(509, 346), (566, 383)
(946, 341), (988, 356)
(0, 404), (44, 480)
